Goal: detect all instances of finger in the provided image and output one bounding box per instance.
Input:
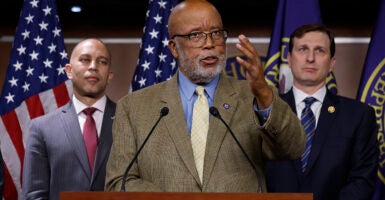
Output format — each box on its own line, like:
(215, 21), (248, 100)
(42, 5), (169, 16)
(238, 35), (260, 58)
(236, 56), (258, 77)
(236, 41), (254, 61)
(236, 56), (249, 68)
(236, 48), (262, 78)
(236, 36), (261, 68)
(236, 43), (254, 62)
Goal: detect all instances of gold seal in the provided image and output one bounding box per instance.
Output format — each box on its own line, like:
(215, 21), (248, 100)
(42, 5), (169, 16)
(328, 106), (335, 113)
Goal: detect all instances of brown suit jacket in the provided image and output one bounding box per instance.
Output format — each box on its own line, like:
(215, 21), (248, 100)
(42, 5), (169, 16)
(105, 74), (305, 192)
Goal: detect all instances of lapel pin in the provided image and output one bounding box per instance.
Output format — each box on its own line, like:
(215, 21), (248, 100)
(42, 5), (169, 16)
(328, 106), (335, 113)
(222, 103), (231, 110)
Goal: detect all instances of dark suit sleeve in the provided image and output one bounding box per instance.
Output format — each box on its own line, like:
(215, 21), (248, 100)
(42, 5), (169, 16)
(22, 120), (50, 199)
(339, 105), (378, 199)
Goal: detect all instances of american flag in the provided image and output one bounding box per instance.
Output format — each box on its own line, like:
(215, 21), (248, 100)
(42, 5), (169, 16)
(0, 0), (71, 199)
(130, 0), (179, 91)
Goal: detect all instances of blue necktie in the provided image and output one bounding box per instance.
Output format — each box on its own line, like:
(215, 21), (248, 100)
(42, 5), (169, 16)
(300, 97), (317, 173)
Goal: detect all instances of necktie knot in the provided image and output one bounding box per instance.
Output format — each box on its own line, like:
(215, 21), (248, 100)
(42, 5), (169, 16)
(83, 107), (97, 116)
(195, 86), (205, 96)
(303, 97), (317, 108)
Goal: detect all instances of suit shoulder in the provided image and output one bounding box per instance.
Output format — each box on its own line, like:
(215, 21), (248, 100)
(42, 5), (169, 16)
(106, 97), (117, 110)
(32, 103), (68, 121)
(337, 95), (372, 109)
(222, 75), (248, 86)
(220, 75), (250, 92)
(30, 102), (74, 128)
(331, 95), (375, 119)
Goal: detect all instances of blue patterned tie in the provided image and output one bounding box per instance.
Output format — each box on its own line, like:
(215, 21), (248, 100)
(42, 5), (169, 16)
(300, 97), (317, 173)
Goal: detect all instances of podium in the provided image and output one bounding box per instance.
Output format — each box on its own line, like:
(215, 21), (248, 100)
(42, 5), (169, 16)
(60, 191), (313, 200)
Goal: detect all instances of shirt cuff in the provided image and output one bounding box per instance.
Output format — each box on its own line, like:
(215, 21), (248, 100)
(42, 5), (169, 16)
(254, 101), (272, 124)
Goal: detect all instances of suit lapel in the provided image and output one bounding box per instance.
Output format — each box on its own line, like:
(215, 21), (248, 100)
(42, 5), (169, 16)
(61, 102), (92, 180)
(284, 90), (340, 177)
(203, 75), (239, 185)
(92, 98), (116, 181)
(305, 91), (339, 172)
(160, 76), (201, 183)
(281, 91), (296, 112)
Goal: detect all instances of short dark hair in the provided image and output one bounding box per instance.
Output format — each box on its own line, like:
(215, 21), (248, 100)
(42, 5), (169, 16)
(288, 24), (335, 57)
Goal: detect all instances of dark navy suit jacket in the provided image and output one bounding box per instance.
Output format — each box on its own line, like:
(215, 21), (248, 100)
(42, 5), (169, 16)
(266, 89), (378, 200)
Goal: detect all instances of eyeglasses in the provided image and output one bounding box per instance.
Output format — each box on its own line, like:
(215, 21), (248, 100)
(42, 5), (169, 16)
(171, 29), (228, 47)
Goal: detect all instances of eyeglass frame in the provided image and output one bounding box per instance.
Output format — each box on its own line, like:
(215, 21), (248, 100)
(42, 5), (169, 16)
(170, 29), (228, 47)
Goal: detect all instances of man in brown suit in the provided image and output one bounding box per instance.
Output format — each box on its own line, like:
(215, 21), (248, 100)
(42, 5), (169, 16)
(105, 0), (305, 192)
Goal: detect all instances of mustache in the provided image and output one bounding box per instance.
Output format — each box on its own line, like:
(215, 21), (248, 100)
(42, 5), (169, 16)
(197, 52), (225, 60)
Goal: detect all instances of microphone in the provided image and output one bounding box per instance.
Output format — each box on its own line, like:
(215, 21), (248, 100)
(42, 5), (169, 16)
(209, 106), (263, 193)
(120, 107), (169, 192)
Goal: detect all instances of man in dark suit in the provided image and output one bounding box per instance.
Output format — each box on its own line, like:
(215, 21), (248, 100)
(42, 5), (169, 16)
(105, 0), (306, 192)
(22, 38), (116, 200)
(265, 24), (378, 200)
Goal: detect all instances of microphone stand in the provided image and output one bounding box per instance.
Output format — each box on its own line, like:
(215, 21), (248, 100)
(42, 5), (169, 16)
(209, 106), (263, 192)
(120, 107), (169, 192)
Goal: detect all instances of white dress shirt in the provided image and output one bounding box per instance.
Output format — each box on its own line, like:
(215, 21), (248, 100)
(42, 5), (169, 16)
(73, 95), (106, 138)
(292, 86), (326, 127)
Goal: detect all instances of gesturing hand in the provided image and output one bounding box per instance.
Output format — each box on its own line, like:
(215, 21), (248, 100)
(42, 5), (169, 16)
(235, 34), (272, 109)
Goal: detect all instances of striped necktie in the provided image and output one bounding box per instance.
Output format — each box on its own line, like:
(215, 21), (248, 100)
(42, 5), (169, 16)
(191, 86), (209, 182)
(300, 97), (317, 173)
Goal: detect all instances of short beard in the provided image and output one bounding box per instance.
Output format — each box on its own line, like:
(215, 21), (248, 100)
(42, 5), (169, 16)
(176, 46), (226, 84)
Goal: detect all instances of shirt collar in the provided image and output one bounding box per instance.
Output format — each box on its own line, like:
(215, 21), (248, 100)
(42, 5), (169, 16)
(73, 95), (107, 115)
(292, 85), (326, 106)
(178, 70), (219, 101)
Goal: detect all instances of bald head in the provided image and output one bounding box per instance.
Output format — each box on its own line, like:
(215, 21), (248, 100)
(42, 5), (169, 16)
(70, 38), (111, 63)
(168, 0), (223, 37)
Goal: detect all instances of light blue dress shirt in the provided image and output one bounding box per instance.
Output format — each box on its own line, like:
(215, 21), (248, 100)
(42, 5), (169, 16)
(177, 71), (271, 135)
(178, 71), (218, 134)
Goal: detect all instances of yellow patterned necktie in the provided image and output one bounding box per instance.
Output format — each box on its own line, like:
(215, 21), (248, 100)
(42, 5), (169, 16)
(191, 86), (209, 182)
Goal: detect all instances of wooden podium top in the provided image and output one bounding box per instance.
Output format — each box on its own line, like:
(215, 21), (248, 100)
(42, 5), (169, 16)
(60, 191), (313, 200)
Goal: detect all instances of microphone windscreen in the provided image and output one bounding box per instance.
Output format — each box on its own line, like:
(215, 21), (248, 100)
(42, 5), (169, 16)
(209, 106), (220, 117)
(160, 107), (169, 116)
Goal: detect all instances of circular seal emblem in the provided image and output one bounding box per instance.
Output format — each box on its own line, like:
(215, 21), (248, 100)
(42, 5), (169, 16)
(358, 58), (385, 185)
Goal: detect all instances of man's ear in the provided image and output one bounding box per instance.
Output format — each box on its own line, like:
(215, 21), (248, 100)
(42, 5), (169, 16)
(168, 40), (179, 59)
(287, 52), (292, 70)
(64, 64), (73, 79)
(329, 56), (336, 72)
(108, 71), (114, 83)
